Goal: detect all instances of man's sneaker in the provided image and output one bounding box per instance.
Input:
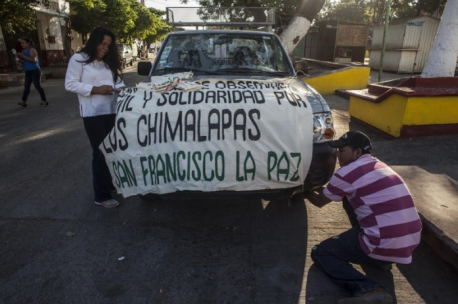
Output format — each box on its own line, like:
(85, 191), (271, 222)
(338, 287), (393, 304)
(94, 199), (120, 209)
(18, 101), (27, 107)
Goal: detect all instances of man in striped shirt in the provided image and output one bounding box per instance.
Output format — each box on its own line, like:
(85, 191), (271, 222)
(305, 131), (422, 304)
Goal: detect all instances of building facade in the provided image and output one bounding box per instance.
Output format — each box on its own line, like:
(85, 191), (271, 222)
(369, 16), (440, 73)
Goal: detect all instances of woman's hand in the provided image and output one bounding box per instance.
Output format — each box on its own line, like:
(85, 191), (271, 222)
(91, 85), (114, 95)
(114, 86), (125, 93)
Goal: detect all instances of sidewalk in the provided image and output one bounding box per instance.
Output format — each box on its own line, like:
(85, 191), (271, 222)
(323, 72), (458, 269)
(0, 68), (52, 87)
(0, 52), (156, 87)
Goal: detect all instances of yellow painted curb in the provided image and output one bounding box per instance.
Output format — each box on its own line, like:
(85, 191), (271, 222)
(404, 96), (458, 125)
(349, 95), (407, 137)
(305, 67), (370, 95)
(349, 94), (458, 138)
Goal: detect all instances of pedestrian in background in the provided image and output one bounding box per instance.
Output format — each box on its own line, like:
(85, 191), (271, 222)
(16, 37), (48, 107)
(65, 27), (125, 209)
(13, 38), (23, 71)
(15, 38), (23, 54)
(305, 131), (422, 303)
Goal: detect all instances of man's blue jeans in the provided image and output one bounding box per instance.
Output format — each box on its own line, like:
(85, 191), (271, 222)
(310, 198), (393, 296)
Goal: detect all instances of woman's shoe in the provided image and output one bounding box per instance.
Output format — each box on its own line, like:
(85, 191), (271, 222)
(18, 101), (27, 107)
(40, 101), (48, 107)
(94, 199), (120, 209)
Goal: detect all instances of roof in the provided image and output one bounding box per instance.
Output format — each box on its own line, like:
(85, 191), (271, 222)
(388, 16), (440, 26)
(315, 20), (368, 27)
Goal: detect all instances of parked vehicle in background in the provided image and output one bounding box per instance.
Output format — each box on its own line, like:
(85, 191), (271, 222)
(116, 43), (133, 69)
(103, 30), (336, 201)
(132, 43), (138, 61)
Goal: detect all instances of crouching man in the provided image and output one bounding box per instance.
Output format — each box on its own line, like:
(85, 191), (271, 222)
(305, 131), (422, 303)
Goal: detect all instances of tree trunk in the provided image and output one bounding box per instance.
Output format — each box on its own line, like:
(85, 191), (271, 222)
(421, 0), (458, 78)
(279, 0), (325, 55)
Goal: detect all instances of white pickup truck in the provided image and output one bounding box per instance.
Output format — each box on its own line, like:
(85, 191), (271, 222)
(102, 30), (336, 200)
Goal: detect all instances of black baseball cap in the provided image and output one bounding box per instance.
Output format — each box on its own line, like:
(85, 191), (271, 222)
(328, 131), (372, 153)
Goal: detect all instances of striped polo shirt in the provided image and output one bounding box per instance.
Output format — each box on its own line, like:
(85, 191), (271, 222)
(323, 154), (422, 264)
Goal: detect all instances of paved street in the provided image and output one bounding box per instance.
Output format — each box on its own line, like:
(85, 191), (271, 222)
(1, 65), (458, 303)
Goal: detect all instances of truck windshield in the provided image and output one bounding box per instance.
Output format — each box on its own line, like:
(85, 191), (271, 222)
(155, 33), (293, 75)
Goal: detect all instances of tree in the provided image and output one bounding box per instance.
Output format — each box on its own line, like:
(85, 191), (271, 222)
(69, 0), (138, 41)
(316, 0), (447, 25)
(279, 0), (326, 54)
(142, 8), (172, 47)
(421, 0), (458, 77)
(182, 0), (305, 29)
(69, 0), (172, 43)
(316, 0), (372, 24)
(135, 8), (172, 57)
(68, 0), (108, 37)
(103, 0), (137, 41)
(0, 0), (41, 68)
(124, 2), (158, 43)
(413, 0), (446, 17)
(0, 0), (39, 36)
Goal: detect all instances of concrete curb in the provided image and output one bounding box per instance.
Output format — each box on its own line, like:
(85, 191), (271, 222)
(0, 68), (52, 87)
(420, 214), (458, 269)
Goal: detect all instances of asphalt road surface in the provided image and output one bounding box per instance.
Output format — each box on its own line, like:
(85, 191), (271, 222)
(1, 64), (457, 303)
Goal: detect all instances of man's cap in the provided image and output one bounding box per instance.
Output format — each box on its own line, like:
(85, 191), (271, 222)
(328, 131), (372, 152)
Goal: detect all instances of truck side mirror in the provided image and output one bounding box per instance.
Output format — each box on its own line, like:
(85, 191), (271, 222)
(138, 61), (152, 76)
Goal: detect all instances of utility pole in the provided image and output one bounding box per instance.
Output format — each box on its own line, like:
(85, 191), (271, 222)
(378, 0), (392, 82)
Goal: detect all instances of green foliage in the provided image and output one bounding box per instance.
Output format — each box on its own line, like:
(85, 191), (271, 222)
(391, 0), (417, 19)
(69, 0), (137, 38)
(143, 8), (172, 47)
(123, 2), (156, 42)
(184, 0), (304, 28)
(317, 0), (446, 25)
(177, 0), (446, 31)
(317, 0), (371, 24)
(68, 0), (171, 43)
(68, 0), (107, 36)
(415, 0), (446, 15)
(0, 0), (39, 36)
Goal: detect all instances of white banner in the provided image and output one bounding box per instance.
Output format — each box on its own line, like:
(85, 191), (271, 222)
(101, 78), (314, 197)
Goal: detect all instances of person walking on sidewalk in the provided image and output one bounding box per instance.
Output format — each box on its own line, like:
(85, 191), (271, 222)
(305, 131), (422, 303)
(65, 27), (125, 209)
(16, 37), (48, 107)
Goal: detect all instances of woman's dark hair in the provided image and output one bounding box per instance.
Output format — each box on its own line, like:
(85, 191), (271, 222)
(19, 37), (31, 43)
(78, 27), (122, 82)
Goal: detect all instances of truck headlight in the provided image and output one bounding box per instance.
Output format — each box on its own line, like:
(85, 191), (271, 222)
(313, 113), (335, 143)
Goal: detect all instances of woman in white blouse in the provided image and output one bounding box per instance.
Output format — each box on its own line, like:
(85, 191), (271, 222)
(65, 27), (125, 208)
